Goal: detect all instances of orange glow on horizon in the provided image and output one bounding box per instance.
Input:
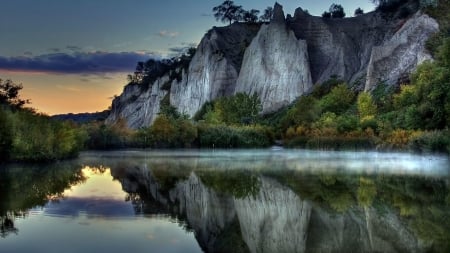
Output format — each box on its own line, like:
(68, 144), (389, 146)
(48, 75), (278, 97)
(1, 71), (126, 115)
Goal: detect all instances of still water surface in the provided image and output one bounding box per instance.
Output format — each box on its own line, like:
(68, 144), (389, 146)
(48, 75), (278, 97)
(0, 149), (449, 253)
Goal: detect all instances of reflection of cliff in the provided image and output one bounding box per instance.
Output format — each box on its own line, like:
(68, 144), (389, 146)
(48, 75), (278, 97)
(110, 165), (435, 253)
(111, 166), (248, 253)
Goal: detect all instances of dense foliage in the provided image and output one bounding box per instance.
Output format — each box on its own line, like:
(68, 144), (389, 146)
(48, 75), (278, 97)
(0, 80), (87, 162)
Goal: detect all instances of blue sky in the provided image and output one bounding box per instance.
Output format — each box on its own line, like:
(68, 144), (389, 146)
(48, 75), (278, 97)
(0, 0), (376, 114)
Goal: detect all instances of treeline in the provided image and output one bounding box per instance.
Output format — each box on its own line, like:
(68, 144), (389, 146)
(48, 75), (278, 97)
(126, 48), (196, 91)
(84, 93), (273, 149)
(0, 80), (87, 162)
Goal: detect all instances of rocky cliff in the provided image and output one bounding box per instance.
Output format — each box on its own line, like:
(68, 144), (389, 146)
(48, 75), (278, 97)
(170, 23), (260, 117)
(107, 2), (439, 128)
(235, 3), (312, 113)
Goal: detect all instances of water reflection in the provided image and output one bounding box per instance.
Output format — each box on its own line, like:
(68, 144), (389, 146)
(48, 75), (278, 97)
(0, 150), (449, 253)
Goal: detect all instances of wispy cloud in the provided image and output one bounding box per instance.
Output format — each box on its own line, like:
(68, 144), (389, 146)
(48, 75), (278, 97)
(49, 48), (61, 53)
(157, 30), (179, 38)
(66, 45), (82, 51)
(0, 51), (156, 74)
(56, 85), (81, 92)
(168, 42), (198, 56)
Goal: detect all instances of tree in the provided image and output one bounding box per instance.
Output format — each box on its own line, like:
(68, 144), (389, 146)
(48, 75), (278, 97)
(243, 9), (260, 23)
(259, 6), (273, 22)
(357, 92), (377, 118)
(149, 115), (177, 147)
(329, 4), (346, 18)
(354, 7), (364, 16)
(212, 0), (243, 25)
(214, 93), (262, 124)
(319, 84), (355, 114)
(322, 11), (332, 18)
(0, 79), (28, 109)
(0, 108), (12, 160)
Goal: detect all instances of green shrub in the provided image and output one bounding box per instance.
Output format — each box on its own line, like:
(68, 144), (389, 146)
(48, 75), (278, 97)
(319, 84), (355, 114)
(198, 124), (271, 148)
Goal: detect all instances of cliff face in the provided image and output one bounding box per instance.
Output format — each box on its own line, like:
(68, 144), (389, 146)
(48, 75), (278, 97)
(105, 75), (168, 129)
(235, 4), (312, 113)
(170, 23), (260, 117)
(365, 12), (438, 90)
(107, 3), (438, 129)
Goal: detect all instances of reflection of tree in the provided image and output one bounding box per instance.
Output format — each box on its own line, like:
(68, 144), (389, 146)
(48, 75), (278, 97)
(357, 177), (377, 207)
(0, 212), (20, 238)
(150, 162), (192, 192)
(0, 162), (85, 237)
(379, 177), (450, 253)
(197, 169), (261, 199)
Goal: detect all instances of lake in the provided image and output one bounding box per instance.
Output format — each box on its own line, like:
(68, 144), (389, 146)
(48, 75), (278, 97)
(0, 149), (449, 253)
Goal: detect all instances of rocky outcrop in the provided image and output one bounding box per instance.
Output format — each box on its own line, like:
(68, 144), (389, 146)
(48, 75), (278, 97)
(288, 9), (393, 85)
(365, 12), (439, 90)
(108, 2), (439, 128)
(170, 23), (260, 117)
(235, 3), (312, 113)
(105, 75), (169, 129)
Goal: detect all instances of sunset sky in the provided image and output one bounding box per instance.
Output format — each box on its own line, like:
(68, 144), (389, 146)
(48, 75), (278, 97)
(0, 0), (375, 115)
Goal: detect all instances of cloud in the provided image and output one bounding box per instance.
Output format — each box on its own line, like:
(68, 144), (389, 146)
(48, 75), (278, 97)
(66, 45), (82, 51)
(49, 48), (61, 53)
(79, 78), (90, 82)
(181, 42), (198, 48)
(157, 30), (179, 38)
(23, 51), (33, 56)
(168, 42), (198, 56)
(56, 84), (81, 92)
(168, 47), (186, 54)
(0, 51), (156, 74)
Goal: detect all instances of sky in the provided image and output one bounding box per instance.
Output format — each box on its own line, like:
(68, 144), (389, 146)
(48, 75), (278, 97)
(0, 0), (375, 115)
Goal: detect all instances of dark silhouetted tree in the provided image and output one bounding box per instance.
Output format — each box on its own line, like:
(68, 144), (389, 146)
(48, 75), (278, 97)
(259, 6), (273, 22)
(322, 11), (331, 18)
(330, 4), (346, 18)
(212, 0), (243, 25)
(243, 9), (260, 23)
(0, 79), (28, 109)
(354, 7), (364, 16)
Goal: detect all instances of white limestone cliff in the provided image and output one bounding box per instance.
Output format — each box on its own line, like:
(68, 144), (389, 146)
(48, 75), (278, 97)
(170, 23), (260, 118)
(235, 4), (313, 113)
(105, 75), (169, 129)
(365, 12), (439, 91)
